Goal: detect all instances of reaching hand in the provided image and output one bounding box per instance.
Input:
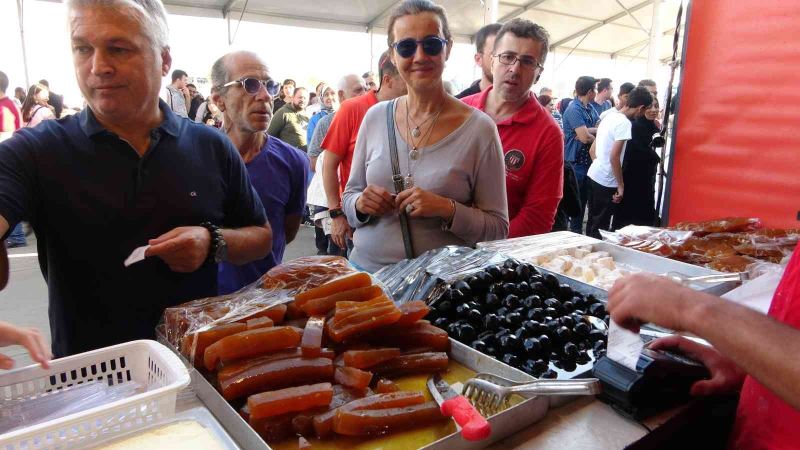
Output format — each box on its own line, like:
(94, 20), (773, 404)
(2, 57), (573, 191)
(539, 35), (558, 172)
(146, 226), (211, 272)
(330, 216), (352, 250)
(612, 186), (624, 203)
(0, 321), (51, 369)
(649, 335), (746, 396)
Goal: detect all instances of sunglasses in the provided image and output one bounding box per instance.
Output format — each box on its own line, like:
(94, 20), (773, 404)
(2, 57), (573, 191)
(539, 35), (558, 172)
(392, 36), (448, 59)
(222, 77), (280, 96)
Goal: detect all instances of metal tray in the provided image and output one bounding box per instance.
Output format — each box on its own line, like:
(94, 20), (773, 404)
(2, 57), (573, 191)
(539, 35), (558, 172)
(479, 232), (737, 295)
(163, 338), (555, 450)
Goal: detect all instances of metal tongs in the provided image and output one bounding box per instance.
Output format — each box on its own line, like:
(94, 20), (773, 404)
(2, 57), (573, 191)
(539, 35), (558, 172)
(664, 271), (749, 285)
(462, 373), (601, 416)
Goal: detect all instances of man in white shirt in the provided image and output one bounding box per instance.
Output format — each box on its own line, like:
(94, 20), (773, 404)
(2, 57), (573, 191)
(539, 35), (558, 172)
(585, 86), (653, 238)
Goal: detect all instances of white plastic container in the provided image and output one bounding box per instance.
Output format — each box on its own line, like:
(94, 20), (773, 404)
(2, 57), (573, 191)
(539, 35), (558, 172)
(0, 340), (190, 450)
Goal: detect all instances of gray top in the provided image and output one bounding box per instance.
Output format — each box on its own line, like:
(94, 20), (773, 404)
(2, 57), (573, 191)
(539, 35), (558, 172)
(308, 112), (334, 158)
(343, 100), (509, 273)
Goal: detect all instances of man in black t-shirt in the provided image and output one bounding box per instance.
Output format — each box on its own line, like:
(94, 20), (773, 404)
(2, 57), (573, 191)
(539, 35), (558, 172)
(455, 23), (502, 99)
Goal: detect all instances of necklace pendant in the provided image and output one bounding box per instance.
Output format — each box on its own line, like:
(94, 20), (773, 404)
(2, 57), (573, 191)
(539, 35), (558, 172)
(411, 127), (421, 138)
(409, 148), (420, 161)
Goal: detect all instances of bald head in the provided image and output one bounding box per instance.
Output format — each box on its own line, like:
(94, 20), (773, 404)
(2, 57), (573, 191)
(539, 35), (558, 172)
(337, 74), (367, 103)
(211, 50), (265, 89)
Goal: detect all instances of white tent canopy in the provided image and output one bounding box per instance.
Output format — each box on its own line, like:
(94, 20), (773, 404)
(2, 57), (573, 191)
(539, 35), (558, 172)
(163, 0), (684, 62)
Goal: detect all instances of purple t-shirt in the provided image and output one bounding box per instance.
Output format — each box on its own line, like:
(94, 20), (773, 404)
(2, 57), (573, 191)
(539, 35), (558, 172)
(218, 136), (309, 294)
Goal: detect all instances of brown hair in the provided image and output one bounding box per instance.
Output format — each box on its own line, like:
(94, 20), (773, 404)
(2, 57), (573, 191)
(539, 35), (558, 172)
(386, 0), (452, 47)
(21, 84), (48, 122)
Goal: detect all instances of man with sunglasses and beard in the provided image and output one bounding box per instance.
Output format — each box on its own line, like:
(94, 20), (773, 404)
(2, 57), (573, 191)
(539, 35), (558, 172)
(212, 51), (310, 294)
(321, 50), (407, 255)
(462, 19), (563, 237)
(0, 0), (272, 357)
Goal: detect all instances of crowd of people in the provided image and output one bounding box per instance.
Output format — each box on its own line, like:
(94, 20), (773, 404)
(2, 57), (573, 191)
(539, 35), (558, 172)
(0, 0), (797, 447)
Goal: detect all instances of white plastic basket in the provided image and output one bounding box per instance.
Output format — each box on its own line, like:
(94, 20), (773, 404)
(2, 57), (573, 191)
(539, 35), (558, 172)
(0, 340), (190, 450)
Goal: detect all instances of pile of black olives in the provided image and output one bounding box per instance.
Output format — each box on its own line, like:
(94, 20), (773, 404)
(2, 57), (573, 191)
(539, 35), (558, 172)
(426, 259), (609, 379)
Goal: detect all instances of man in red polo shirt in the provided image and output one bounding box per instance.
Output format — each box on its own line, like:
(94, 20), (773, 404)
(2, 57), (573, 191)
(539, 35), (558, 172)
(0, 71), (21, 143)
(321, 52), (407, 251)
(462, 18), (563, 237)
(609, 244), (800, 449)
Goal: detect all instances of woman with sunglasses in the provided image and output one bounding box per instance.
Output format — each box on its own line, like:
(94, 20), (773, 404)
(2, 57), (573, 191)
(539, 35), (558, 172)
(342, 0), (508, 273)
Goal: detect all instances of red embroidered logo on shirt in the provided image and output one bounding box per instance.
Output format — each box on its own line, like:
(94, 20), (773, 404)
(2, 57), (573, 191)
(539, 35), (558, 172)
(504, 149), (525, 172)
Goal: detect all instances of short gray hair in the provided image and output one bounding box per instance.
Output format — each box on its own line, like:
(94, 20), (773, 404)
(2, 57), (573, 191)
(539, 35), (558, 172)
(66, 0), (169, 51)
(211, 54), (230, 91)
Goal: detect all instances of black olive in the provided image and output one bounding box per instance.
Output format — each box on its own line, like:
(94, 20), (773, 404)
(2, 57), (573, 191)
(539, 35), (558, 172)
(478, 330), (495, 342)
(533, 359), (548, 373)
(488, 283), (505, 297)
(522, 337), (542, 358)
(514, 326), (531, 340)
(502, 282), (518, 296)
(562, 301), (575, 313)
(494, 328), (511, 340)
(466, 301), (481, 311)
(515, 265), (531, 280)
(505, 312), (523, 327)
(522, 359), (540, 376)
(451, 289), (466, 303)
(523, 320), (541, 335)
(561, 359), (577, 372)
(529, 273), (544, 284)
(464, 276), (481, 292)
(563, 342), (578, 357)
(516, 281), (532, 296)
(453, 280), (472, 295)
(559, 316), (575, 328)
(574, 322), (591, 337)
(483, 313), (501, 331)
(593, 340), (606, 354)
(471, 340), (488, 353)
(425, 309), (439, 322)
(586, 294), (600, 305)
(543, 298), (562, 309)
(500, 268), (515, 282)
(521, 295), (542, 309)
(558, 284), (574, 301)
(503, 259), (519, 270)
(499, 334), (520, 352)
(526, 307), (545, 321)
(468, 309), (483, 325)
(552, 359), (563, 369)
(486, 265), (503, 281)
(459, 324), (477, 343)
(433, 317), (449, 329)
(447, 322), (460, 336)
(455, 303), (472, 319)
(573, 309), (586, 316)
(556, 326), (572, 342)
(545, 319), (560, 332)
(573, 295), (587, 308)
(485, 293), (501, 309)
(436, 300), (454, 315)
(440, 289), (454, 303)
(501, 353), (520, 367)
(538, 334), (552, 351)
(476, 272), (494, 289)
(544, 307), (559, 317)
(530, 281), (548, 296)
(496, 307), (509, 318)
(589, 303), (606, 317)
(604, 314), (611, 325)
(502, 294), (520, 310)
(543, 274), (560, 292)
(549, 351), (561, 362)
(576, 350), (591, 364)
(588, 329), (606, 343)
(541, 369), (557, 379)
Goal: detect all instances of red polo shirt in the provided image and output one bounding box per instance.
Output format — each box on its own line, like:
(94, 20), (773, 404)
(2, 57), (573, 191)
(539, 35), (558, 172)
(462, 87), (563, 237)
(729, 245), (800, 449)
(321, 90), (378, 195)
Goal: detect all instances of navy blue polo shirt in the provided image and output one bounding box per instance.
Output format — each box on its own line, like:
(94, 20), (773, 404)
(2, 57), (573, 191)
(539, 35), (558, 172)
(0, 101), (267, 357)
(562, 97), (600, 163)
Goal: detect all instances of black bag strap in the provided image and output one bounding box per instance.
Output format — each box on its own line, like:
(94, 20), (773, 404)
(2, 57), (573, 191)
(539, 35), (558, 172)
(386, 99), (415, 259)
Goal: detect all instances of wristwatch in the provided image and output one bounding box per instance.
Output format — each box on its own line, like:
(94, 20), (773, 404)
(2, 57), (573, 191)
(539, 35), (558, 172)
(200, 222), (228, 263)
(329, 208), (344, 219)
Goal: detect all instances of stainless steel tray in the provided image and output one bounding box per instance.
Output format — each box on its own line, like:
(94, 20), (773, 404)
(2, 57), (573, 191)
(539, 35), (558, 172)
(161, 336), (555, 450)
(479, 232), (738, 295)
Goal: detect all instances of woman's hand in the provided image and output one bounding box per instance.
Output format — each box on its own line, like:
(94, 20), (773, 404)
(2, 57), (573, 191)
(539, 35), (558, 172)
(395, 187), (454, 219)
(356, 185), (396, 217)
(0, 321), (51, 369)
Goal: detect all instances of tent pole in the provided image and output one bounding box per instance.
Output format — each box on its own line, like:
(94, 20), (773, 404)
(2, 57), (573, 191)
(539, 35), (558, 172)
(646, 0), (662, 77)
(16, 0), (30, 88)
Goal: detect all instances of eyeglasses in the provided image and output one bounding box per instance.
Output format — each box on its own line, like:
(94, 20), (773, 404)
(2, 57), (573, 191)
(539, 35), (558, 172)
(392, 36), (448, 58)
(221, 77), (280, 96)
(494, 52), (543, 71)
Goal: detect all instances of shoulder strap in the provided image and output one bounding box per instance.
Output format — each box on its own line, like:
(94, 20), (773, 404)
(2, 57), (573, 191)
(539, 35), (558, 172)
(385, 99), (415, 259)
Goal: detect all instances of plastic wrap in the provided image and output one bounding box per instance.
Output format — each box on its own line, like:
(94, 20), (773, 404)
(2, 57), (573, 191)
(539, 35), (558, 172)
(672, 217), (762, 235)
(373, 246), (506, 305)
(161, 256), (358, 365)
(0, 381), (143, 434)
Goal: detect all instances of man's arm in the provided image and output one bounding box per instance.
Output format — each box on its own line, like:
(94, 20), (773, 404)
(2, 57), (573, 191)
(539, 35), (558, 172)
(609, 273), (800, 409)
(322, 150), (344, 209)
(574, 125), (595, 144)
(610, 139), (625, 201)
(284, 214), (302, 244)
(508, 134), (563, 237)
(589, 139), (597, 160)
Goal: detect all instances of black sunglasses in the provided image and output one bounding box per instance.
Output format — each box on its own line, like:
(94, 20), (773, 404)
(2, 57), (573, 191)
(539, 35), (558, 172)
(393, 36), (448, 59)
(222, 77), (280, 96)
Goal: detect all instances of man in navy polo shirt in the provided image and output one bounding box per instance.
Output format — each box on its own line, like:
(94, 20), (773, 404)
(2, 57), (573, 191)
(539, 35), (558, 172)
(213, 51), (310, 294)
(562, 75), (599, 234)
(0, 0), (272, 357)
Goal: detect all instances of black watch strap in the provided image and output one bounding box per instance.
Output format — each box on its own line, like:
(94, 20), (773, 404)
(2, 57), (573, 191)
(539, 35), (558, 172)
(329, 208), (344, 219)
